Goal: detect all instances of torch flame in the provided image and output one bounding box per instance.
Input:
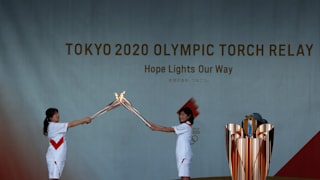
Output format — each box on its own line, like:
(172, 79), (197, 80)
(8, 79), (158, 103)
(114, 92), (119, 101)
(119, 91), (125, 102)
(114, 91), (125, 102)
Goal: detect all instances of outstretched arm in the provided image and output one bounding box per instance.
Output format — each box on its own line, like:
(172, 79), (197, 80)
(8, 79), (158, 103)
(68, 117), (92, 128)
(148, 121), (175, 133)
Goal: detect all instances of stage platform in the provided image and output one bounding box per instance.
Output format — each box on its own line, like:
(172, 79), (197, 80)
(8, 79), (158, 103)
(189, 177), (316, 180)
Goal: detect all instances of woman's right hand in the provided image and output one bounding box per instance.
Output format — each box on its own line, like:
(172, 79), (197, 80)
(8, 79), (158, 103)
(84, 117), (92, 124)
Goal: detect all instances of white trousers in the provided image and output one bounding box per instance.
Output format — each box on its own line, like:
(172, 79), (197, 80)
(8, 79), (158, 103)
(47, 160), (65, 179)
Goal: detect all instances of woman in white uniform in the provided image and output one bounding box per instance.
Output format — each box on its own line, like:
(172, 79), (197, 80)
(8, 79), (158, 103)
(149, 107), (195, 180)
(43, 108), (92, 180)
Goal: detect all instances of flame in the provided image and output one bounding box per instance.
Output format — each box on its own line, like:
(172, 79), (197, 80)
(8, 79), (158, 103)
(119, 91), (125, 102)
(114, 92), (119, 100)
(114, 91), (125, 102)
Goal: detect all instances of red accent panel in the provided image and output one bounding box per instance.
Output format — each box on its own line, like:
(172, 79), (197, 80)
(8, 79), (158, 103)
(275, 131), (320, 179)
(50, 137), (64, 150)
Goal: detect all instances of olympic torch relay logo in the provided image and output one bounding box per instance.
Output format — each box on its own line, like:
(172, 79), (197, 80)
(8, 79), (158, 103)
(192, 127), (200, 145)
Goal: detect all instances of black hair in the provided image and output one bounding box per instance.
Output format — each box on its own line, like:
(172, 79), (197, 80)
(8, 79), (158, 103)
(179, 107), (194, 125)
(43, 108), (58, 136)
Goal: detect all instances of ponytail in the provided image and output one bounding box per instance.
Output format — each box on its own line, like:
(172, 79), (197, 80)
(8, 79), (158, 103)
(43, 117), (49, 136)
(43, 108), (59, 136)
